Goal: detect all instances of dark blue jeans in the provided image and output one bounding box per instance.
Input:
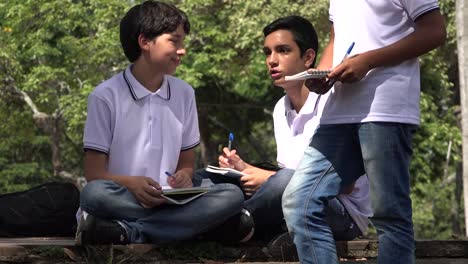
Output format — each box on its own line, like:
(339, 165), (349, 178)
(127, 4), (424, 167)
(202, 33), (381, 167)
(196, 167), (361, 240)
(283, 122), (416, 264)
(80, 180), (244, 244)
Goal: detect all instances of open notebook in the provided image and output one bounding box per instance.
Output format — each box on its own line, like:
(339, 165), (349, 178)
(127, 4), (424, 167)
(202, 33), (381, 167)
(206, 165), (246, 178)
(161, 183), (212, 205)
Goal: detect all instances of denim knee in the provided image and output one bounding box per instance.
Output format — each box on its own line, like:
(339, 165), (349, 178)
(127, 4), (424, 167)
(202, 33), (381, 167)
(266, 168), (294, 195)
(212, 183), (244, 208)
(282, 182), (302, 229)
(80, 180), (114, 211)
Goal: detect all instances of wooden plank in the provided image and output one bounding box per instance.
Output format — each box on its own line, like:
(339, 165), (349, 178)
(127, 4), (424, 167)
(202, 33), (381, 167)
(0, 245), (27, 257)
(0, 237), (75, 246)
(0, 238), (467, 259)
(415, 240), (468, 257)
(336, 240), (378, 258)
(336, 240), (468, 258)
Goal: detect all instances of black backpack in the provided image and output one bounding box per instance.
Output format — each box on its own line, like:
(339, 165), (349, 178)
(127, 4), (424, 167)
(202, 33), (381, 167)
(0, 182), (80, 237)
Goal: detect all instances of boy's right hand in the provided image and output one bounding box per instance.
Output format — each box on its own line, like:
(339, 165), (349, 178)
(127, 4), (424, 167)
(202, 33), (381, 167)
(126, 176), (165, 208)
(218, 147), (247, 171)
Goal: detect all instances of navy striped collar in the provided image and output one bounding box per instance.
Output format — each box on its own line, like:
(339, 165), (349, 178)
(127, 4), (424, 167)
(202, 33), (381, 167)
(123, 66), (171, 101)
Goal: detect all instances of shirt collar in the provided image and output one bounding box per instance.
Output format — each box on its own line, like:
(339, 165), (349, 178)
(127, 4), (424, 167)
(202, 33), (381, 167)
(123, 65), (171, 101)
(283, 92), (319, 117)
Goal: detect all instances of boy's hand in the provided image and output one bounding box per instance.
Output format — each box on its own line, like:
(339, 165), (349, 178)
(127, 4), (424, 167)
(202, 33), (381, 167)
(126, 176), (165, 208)
(304, 76), (333, 95)
(341, 181), (356, 195)
(167, 170), (193, 188)
(328, 53), (371, 84)
(218, 147), (247, 171)
(239, 167), (274, 196)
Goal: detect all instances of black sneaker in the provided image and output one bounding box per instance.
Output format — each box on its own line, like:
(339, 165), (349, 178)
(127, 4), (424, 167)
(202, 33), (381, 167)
(75, 212), (129, 245)
(238, 209), (255, 242)
(201, 208), (255, 243)
(267, 232), (298, 260)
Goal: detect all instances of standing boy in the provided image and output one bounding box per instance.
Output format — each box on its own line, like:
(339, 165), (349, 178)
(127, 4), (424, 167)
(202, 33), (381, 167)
(76, 1), (244, 245)
(282, 1), (446, 263)
(198, 16), (372, 248)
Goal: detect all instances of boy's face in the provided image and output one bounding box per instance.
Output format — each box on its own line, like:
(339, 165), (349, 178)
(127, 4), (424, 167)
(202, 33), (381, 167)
(143, 24), (186, 75)
(263, 29), (314, 88)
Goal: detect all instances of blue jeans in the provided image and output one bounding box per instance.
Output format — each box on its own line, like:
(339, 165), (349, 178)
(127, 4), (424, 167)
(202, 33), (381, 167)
(196, 168), (361, 240)
(80, 180), (244, 244)
(282, 122), (416, 264)
(196, 168), (294, 236)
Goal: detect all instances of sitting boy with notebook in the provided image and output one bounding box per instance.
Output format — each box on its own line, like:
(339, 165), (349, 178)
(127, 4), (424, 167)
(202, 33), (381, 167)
(196, 16), (372, 248)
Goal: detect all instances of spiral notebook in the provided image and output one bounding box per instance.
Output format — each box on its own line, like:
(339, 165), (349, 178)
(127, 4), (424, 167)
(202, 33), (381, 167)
(285, 69), (331, 81)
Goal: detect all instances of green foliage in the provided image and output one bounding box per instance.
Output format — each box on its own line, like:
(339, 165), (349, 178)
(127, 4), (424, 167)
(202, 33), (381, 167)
(176, 0), (330, 162)
(410, 0), (465, 238)
(0, 100), (54, 192)
(0, 0), (130, 192)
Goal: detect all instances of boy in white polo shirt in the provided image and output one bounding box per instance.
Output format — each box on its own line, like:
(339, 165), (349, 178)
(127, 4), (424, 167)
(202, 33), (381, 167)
(282, 1), (446, 263)
(76, 0), (244, 245)
(196, 16), (372, 249)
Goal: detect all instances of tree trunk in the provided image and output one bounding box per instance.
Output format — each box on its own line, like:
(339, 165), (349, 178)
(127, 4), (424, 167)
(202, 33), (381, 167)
(456, 0), (468, 237)
(453, 162), (463, 235)
(33, 112), (62, 177)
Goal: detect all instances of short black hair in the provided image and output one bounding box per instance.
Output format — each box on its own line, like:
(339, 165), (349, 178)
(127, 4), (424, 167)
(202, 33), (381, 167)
(120, 1), (190, 62)
(263, 16), (319, 67)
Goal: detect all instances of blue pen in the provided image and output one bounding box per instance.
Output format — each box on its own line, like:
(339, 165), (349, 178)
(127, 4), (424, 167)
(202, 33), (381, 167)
(329, 42), (355, 87)
(165, 171), (172, 177)
(342, 42), (355, 62)
(228, 132), (234, 151)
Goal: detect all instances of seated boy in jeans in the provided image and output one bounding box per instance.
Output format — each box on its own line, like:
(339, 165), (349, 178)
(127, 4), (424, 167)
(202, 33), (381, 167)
(196, 16), (372, 248)
(76, 0), (243, 245)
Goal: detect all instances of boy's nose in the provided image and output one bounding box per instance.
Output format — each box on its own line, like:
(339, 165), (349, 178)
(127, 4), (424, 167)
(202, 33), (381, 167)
(268, 54), (278, 66)
(177, 48), (186, 56)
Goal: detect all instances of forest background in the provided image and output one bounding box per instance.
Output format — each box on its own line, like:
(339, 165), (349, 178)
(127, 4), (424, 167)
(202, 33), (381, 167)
(0, 0), (463, 239)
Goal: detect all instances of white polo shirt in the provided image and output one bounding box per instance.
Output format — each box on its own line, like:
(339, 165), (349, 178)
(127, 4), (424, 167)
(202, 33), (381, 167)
(274, 92), (322, 169)
(322, 0), (440, 125)
(84, 65), (200, 188)
(273, 92), (372, 233)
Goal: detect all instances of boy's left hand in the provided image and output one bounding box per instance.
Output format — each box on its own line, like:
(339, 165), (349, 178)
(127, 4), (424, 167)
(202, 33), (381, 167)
(167, 170), (193, 188)
(239, 167), (274, 196)
(305, 77), (333, 95)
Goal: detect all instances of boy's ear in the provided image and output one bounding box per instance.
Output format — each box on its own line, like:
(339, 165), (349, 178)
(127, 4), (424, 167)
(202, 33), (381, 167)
(138, 33), (151, 51)
(303, 48), (316, 68)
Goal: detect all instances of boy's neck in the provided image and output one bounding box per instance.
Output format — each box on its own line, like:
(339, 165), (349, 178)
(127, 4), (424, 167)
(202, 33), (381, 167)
(285, 84), (309, 113)
(131, 61), (165, 93)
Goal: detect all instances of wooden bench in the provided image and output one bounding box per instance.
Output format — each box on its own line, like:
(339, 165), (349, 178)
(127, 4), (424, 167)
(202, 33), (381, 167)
(1, 237), (467, 263)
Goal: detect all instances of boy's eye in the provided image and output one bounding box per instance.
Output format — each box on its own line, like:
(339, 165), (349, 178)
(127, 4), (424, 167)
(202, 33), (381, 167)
(263, 49), (271, 56)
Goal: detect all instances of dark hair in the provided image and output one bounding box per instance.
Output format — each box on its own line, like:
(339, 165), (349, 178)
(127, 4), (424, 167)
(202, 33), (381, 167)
(263, 16), (318, 67)
(120, 1), (190, 62)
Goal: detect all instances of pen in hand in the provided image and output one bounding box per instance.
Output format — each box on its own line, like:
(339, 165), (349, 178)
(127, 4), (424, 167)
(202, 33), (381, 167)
(329, 42), (355, 87)
(228, 132), (234, 151)
(341, 42), (355, 63)
(164, 171), (177, 187)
